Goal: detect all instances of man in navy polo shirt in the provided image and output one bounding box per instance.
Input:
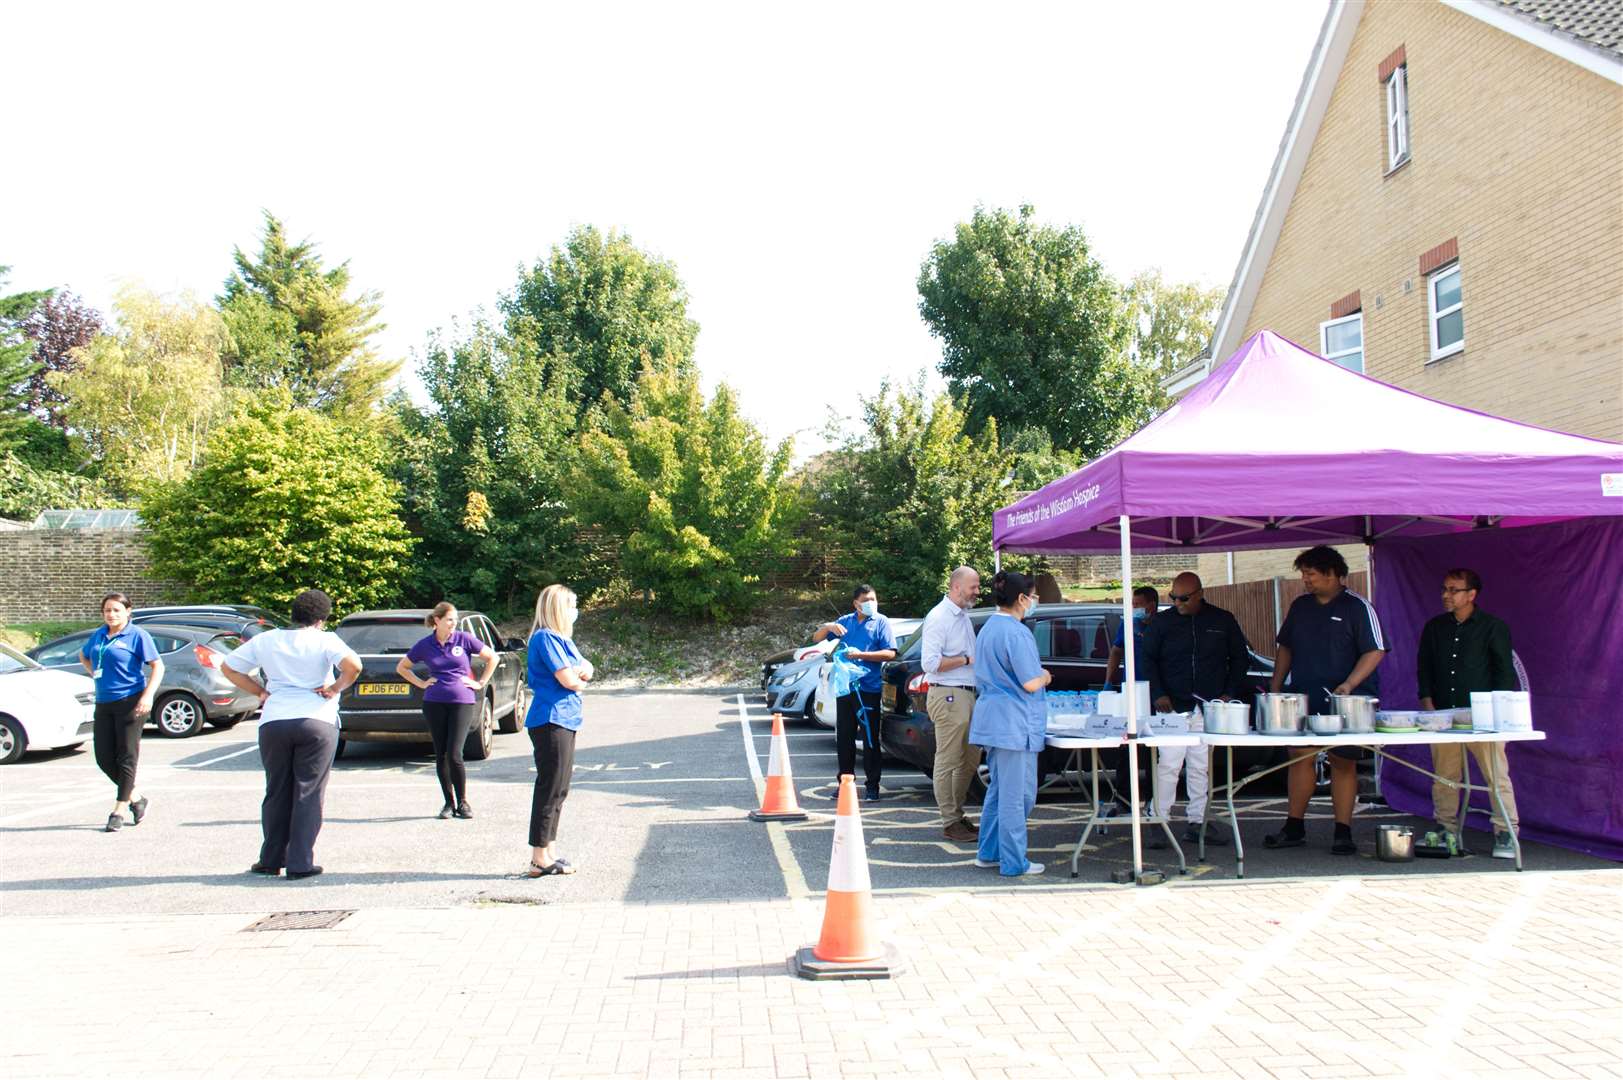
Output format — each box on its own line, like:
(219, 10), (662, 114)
(1266, 546), (1386, 855)
(812, 583), (898, 801)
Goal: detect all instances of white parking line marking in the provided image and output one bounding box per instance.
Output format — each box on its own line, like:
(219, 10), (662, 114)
(172, 744), (260, 769)
(736, 693), (812, 901)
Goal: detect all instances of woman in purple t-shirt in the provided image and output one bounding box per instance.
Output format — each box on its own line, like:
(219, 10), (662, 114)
(397, 603), (495, 819)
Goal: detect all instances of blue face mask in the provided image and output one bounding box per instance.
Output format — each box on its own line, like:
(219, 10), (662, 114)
(1133, 608), (1148, 623)
(859, 600), (878, 618)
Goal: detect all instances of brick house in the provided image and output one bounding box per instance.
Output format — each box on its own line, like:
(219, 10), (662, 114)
(1168, 0), (1623, 584)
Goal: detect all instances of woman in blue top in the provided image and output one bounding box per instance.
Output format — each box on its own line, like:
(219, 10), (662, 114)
(969, 571), (1051, 876)
(524, 584), (593, 877)
(398, 602), (496, 820)
(78, 592), (164, 833)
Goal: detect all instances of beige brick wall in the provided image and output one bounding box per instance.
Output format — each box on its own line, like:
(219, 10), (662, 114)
(1241, 0), (1623, 441)
(0, 530), (183, 624)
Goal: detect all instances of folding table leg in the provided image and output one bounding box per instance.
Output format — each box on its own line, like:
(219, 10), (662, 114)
(1072, 749), (1102, 878)
(1228, 747), (1245, 879)
(1487, 742), (1523, 871)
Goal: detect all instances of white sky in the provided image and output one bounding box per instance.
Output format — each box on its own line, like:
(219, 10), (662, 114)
(4, 1), (1327, 457)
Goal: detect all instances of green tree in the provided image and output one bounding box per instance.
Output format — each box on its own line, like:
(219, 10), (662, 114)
(572, 364), (793, 620)
(140, 393), (415, 613)
(1124, 269), (1224, 374)
(394, 324), (608, 611)
(219, 211), (397, 414)
(0, 267), (51, 448)
(501, 226), (699, 421)
(49, 287), (227, 491)
(808, 382), (1011, 615)
(917, 204), (1162, 457)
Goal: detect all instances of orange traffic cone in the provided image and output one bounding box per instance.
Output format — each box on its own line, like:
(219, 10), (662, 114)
(791, 774), (900, 980)
(750, 713), (808, 823)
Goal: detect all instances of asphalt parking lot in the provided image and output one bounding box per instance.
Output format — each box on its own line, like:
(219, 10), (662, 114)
(2, 689), (1613, 917)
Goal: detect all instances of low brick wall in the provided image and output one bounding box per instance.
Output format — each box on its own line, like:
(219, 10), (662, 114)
(0, 529), (182, 624)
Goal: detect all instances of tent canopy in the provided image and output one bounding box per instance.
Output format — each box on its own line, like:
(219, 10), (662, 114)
(994, 330), (1623, 554)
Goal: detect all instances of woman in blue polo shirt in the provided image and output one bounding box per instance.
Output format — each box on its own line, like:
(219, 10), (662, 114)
(524, 583), (593, 877)
(77, 592), (164, 833)
(969, 571), (1051, 876)
(398, 602), (496, 820)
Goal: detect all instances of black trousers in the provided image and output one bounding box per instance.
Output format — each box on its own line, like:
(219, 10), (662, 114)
(528, 723), (576, 847)
(93, 692), (144, 801)
(423, 700), (474, 805)
(835, 689), (883, 791)
(257, 718), (339, 873)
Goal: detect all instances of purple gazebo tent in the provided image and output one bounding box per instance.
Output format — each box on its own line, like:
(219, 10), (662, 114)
(993, 330), (1623, 876)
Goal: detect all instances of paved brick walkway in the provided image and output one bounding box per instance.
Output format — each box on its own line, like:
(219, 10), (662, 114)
(6, 868), (1620, 1079)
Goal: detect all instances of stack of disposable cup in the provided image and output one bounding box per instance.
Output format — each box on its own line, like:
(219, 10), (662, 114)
(1470, 692), (1496, 732)
(1131, 681), (1151, 719)
(1493, 690), (1533, 732)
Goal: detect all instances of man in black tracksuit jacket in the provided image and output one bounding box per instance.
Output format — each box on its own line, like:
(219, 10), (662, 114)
(1140, 572), (1251, 844)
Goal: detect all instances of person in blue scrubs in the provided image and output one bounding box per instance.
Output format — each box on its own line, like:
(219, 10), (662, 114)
(78, 592), (163, 833)
(970, 571), (1052, 876)
(812, 583), (898, 800)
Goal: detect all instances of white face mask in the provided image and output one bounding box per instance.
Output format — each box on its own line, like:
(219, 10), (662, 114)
(1024, 597), (1039, 617)
(859, 600), (878, 618)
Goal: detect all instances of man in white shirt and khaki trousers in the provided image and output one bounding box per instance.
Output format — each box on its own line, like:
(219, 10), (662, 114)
(922, 566), (982, 843)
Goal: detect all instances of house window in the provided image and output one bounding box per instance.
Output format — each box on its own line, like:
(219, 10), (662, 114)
(1385, 65), (1410, 170)
(1320, 313), (1364, 373)
(1428, 263), (1463, 362)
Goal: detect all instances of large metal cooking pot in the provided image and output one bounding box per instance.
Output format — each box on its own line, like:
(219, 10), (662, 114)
(1328, 693), (1379, 734)
(1254, 693), (1308, 735)
(1202, 700), (1249, 735)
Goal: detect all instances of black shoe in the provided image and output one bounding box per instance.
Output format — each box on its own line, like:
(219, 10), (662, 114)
(129, 797), (149, 826)
(1188, 822), (1230, 846)
(1264, 828), (1306, 849)
(248, 863), (281, 876)
(437, 803), (454, 819)
(104, 813), (123, 833)
(1146, 831), (1169, 850)
(863, 786), (884, 802)
(454, 801), (473, 819)
(287, 866), (324, 880)
(1330, 830), (1357, 856)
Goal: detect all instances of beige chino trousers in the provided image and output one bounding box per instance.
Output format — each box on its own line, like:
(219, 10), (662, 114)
(1431, 741), (1519, 832)
(927, 685), (979, 827)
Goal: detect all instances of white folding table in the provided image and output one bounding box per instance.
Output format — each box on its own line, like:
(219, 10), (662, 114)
(1045, 732), (1202, 878)
(1197, 729), (1547, 876)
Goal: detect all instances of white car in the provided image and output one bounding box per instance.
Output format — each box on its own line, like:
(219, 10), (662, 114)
(0, 642), (97, 764)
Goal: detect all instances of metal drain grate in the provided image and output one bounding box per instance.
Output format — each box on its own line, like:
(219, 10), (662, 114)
(243, 910), (354, 932)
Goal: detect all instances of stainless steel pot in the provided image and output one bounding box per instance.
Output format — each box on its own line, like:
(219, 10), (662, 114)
(1202, 700), (1249, 735)
(1254, 693), (1308, 735)
(1306, 713), (1343, 735)
(1377, 825), (1415, 862)
(1329, 693), (1379, 734)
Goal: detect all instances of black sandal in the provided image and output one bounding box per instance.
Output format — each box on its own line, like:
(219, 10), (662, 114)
(526, 860), (574, 877)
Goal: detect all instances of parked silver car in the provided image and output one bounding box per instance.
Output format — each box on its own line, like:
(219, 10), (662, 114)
(28, 623), (262, 738)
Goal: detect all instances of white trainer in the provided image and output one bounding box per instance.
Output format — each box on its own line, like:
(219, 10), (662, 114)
(1018, 861), (1045, 876)
(973, 858), (998, 869)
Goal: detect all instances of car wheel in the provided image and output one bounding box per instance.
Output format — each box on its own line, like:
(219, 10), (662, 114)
(464, 697), (495, 761)
(155, 693), (206, 738)
(333, 737), (347, 761)
(498, 684), (527, 734)
(967, 762), (989, 804)
(0, 715), (25, 765)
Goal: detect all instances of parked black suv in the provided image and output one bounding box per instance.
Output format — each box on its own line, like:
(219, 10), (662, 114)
(333, 610), (529, 761)
(876, 603), (1280, 798)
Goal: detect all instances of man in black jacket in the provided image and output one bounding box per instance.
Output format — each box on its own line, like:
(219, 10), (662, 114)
(1141, 573), (1251, 844)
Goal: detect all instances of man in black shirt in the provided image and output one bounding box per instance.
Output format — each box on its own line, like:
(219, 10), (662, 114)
(1141, 573), (1250, 845)
(1418, 567), (1520, 858)
(1265, 546), (1386, 855)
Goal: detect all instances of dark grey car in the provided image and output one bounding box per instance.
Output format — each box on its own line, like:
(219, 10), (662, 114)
(28, 623), (262, 738)
(333, 610), (529, 761)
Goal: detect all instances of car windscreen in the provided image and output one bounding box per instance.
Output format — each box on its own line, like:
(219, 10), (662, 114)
(335, 621), (424, 655)
(0, 642), (41, 674)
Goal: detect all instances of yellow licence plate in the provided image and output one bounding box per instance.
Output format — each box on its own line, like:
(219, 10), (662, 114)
(357, 683), (410, 696)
